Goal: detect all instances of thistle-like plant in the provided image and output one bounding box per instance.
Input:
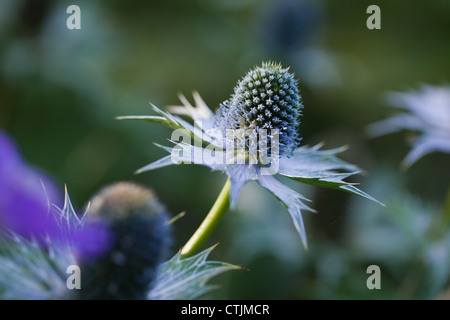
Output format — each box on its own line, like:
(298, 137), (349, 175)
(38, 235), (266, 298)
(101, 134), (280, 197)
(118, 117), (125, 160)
(79, 182), (172, 300)
(367, 85), (450, 168)
(119, 62), (383, 256)
(0, 187), (108, 300)
(0, 131), (235, 300)
(367, 85), (450, 227)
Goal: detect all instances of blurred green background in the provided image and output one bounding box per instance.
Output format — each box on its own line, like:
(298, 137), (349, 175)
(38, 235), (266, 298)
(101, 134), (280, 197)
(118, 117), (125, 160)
(1, 0), (449, 299)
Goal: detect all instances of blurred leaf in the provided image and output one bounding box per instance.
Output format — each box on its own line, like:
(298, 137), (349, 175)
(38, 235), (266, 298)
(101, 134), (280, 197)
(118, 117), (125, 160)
(116, 115), (179, 130)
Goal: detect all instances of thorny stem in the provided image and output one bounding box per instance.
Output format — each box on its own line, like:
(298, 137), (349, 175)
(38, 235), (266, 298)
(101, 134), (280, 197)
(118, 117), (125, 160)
(180, 179), (231, 259)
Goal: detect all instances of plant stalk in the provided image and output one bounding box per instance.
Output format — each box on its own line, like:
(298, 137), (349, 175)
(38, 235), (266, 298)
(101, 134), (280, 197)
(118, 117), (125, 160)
(180, 179), (231, 259)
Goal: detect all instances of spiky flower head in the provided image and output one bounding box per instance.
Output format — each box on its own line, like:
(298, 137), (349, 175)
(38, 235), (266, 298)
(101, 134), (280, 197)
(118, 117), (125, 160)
(79, 182), (172, 300)
(216, 62), (302, 155)
(119, 62), (383, 250)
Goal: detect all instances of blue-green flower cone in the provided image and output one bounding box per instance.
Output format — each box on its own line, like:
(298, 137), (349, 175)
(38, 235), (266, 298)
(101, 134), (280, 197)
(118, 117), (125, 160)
(216, 62), (303, 155)
(79, 182), (171, 300)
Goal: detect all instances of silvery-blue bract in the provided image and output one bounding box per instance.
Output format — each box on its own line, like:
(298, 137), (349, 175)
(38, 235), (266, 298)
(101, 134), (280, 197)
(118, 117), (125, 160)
(368, 85), (450, 168)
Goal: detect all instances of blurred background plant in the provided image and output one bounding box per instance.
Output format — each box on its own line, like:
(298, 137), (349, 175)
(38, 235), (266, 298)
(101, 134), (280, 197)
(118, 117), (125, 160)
(0, 0), (449, 299)
(0, 130), (235, 299)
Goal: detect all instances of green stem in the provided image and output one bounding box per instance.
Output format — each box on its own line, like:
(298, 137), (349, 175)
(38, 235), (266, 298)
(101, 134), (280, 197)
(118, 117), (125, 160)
(180, 179), (231, 259)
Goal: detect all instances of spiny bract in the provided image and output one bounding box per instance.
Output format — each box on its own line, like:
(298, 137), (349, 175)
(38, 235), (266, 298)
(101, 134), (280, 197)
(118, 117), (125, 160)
(118, 61), (384, 250)
(216, 62), (302, 155)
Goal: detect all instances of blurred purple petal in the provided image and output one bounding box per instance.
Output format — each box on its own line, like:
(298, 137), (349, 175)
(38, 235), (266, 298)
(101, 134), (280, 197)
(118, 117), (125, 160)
(0, 129), (112, 258)
(71, 221), (112, 259)
(0, 130), (60, 239)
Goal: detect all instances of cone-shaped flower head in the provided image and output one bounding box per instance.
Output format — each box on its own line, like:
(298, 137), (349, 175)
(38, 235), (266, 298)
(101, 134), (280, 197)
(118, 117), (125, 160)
(216, 62), (302, 155)
(79, 182), (172, 300)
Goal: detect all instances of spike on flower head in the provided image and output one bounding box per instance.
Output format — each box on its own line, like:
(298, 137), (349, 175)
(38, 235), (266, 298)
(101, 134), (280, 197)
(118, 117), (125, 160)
(216, 62), (303, 155)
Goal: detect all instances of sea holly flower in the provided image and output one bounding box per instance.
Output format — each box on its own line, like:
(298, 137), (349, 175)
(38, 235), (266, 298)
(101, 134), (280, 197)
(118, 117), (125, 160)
(0, 130), (236, 300)
(367, 85), (450, 168)
(367, 85), (450, 229)
(0, 176), (232, 300)
(79, 182), (172, 300)
(119, 62), (382, 253)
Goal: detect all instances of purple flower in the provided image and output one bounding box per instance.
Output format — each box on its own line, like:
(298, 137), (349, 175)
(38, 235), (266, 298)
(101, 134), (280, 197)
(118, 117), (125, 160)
(0, 130), (111, 258)
(70, 221), (112, 259)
